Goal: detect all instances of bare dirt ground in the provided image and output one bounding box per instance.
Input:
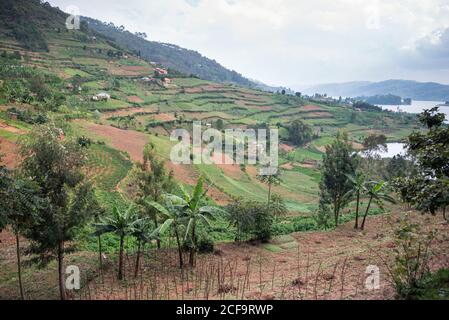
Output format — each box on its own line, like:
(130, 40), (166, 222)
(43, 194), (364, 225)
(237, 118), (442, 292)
(302, 105), (325, 112)
(1, 212), (447, 300)
(72, 212), (449, 300)
(0, 137), (19, 168)
(82, 121), (150, 162)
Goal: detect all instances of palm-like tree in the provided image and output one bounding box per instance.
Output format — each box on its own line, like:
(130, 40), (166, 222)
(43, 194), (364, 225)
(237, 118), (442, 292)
(94, 204), (140, 280)
(360, 181), (396, 230)
(269, 193), (288, 220)
(257, 168), (282, 204)
(146, 196), (187, 268)
(344, 173), (367, 229)
(131, 218), (153, 278)
(154, 177), (223, 267)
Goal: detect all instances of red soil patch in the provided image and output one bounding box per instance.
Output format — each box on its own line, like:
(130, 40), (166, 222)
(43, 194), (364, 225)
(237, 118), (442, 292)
(82, 121), (150, 162)
(281, 162), (294, 170)
(280, 143), (295, 153)
(0, 137), (19, 168)
(0, 121), (26, 134)
(127, 96), (144, 104)
(152, 113), (176, 122)
(302, 104), (325, 112)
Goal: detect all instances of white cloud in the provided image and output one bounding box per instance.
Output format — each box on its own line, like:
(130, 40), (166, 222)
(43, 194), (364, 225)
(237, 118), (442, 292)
(48, 0), (449, 86)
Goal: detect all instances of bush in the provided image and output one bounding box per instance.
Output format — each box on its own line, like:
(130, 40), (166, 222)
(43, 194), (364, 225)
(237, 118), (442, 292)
(197, 235), (214, 253)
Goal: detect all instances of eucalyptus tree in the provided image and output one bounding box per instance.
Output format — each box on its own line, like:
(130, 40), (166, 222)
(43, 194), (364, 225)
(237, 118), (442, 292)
(319, 131), (359, 226)
(19, 123), (96, 300)
(135, 143), (175, 249)
(0, 166), (42, 300)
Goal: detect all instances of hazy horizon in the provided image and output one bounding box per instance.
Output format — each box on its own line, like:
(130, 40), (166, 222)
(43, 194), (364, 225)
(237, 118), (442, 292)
(48, 0), (449, 88)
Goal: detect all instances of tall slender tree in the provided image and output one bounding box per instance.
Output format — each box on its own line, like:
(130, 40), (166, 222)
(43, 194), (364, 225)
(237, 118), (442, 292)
(0, 165), (42, 300)
(319, 131), (359, 226)
(135, 143), (174, 249)
(19, 123), (96, 300)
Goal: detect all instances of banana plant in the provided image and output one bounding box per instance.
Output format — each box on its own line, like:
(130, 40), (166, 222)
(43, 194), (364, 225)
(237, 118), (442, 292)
(360, 180), (396, 230)
(149, 176), (224, 267)
(93, 204), (141, 280)
(343, 173), (367, 229)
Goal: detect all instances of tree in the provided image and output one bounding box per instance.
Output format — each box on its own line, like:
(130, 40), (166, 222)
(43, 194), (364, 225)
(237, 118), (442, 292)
(130, 218), (153, 277)
(287, 119), (313, 146)
(94, 204), (140, 280)
(360, 180), (395, 230)
(226, 199), (273, 242)
(268, 193), (288, 220)
(362, 133), (387, 176)
(147, 197), (187, 268)
(19, 123), (96, 300)
(257, 169), (282, 204)
(319, 131), (359, 226)
(344, 172), (367, 229)
(135, 143), (174, 249)
(394, 107), (449, 218)
(0, 166), (42, 299)
(161, 177), (221, 267)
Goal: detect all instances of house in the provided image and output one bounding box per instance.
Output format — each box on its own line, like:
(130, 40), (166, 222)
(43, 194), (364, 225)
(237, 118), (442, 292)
(155, 68), (168, 76)
(92, 92), (111, 101)
(162, 77), (172, 85)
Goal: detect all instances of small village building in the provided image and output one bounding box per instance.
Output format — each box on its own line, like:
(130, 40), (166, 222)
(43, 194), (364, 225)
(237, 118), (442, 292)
(92, 92), (111, 101)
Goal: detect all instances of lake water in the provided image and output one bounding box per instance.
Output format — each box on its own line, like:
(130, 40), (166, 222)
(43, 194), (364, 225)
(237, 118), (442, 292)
(377, 100), (449, 122)
(362, 142), (407, 159)
(369, 100), (449, 158)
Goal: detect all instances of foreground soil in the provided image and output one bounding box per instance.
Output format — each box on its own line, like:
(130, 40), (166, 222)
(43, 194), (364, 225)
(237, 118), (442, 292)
(1, 211), (448, 300)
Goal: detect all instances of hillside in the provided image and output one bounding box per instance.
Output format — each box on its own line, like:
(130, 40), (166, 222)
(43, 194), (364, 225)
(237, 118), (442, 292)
(3, 0), (448, 302)
(82, 17), (256, 88)
(0, 0), (419, 215)
(302, 79), (449, 101)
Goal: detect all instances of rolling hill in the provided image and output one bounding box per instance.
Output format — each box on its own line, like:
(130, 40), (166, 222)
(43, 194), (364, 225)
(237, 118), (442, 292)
(82, 16), (257, 88)
(301, 79), (449, 101)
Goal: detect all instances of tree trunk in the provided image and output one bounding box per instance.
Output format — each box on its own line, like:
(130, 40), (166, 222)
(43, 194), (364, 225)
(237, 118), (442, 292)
(175, 227), (184, 269)
(361, 195), (373, 230)
(58, 240), (66, 300)
(134, 239), (141, 278)
(443, 207), (447, 222)
(154, 216), (161, 250)
(189, 222), (196, 268)
(267, 183), (272, 204)
(98, 235), (103, 270)
(15, 231), (24, 300)
(354, 191), (360, 229)
(118, 235), (124, 280)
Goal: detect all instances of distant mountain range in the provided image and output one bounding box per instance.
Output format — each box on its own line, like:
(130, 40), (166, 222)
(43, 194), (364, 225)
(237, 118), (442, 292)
(300, 80), (449, 101)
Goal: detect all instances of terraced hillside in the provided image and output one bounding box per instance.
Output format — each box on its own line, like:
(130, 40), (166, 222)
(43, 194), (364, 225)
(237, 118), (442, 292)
(0, 0), (419, 221)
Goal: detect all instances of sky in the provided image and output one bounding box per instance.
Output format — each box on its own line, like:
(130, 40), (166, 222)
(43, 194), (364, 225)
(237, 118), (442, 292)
(48, 0), (449, 88)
